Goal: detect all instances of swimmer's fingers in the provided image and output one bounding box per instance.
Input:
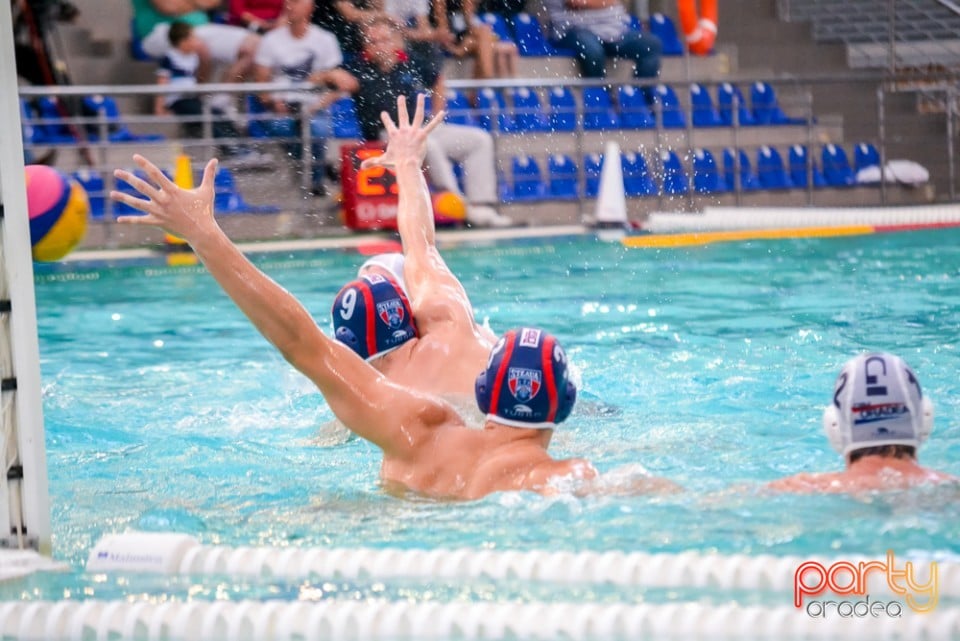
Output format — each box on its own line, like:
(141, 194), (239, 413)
(411, 93), (425, 129)
(396, 94), (410, 128)
(132, 154), (177, 194)
(108, 189), (158, 222)
(380, 110), (398, 135)
(198, 158), (219, 192)
(423, 110), (446, 135)
(113, 167), (162, 202)
(360, 152), (391, 170)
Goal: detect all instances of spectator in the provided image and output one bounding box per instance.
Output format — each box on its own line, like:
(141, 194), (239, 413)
(432, 0), (518, 81)
(227, 0), (285, 33)
(312, 0), (389, 60)
(544, 0), (661, 81)
(155, 21), (271, 166)
(346, 17), (512, 227)
(382, 0), (447, 95)
(253, 0), (358, 195)
(133, 0), (260, 91)
(767, 353), (957, 494)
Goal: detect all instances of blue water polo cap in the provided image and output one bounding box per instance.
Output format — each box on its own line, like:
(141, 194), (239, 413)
(475, 327), (577, 428)
(332, 273), (418, 361)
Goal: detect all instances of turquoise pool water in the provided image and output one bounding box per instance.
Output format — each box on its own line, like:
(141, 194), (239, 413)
(9, 229), (960, 605)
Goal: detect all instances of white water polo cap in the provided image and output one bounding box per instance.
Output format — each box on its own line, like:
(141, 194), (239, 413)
(358, 253), (407, 294)
(823, 352), (934, 459)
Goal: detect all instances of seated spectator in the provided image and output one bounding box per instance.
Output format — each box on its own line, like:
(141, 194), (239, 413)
(382, 0), (447, 95)
(253, 0), (358, 195)
(155, 20), (270, 166)
(227, 0), (285, 33)
(433, 0), (518, 81)
(544, 0), (661, 81)
(312, 0), (390, 60)
(133, 0), (259, 92)
(346, 16), (512, 227)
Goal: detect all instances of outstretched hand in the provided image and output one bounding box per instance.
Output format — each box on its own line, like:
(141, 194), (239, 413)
(110, 154), (219, 242)
(360, 94), (445, 171)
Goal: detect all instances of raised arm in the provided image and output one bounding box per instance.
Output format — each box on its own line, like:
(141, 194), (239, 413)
(361, 95), (476, 321)
(109, 154), (449, 456)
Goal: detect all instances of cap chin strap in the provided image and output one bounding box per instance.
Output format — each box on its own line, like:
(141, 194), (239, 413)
(486, 414), (556, 430)
(822, 395), (934, 459)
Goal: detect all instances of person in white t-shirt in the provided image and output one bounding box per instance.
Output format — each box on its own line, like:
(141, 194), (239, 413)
(253, 0), (358, 195)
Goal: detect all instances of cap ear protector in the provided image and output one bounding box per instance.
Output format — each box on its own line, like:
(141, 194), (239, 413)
(822, 353), (934, 459)
(475, 328), (577, 429)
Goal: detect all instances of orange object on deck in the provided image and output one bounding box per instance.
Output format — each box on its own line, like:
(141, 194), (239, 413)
(677, 0), (718, 56)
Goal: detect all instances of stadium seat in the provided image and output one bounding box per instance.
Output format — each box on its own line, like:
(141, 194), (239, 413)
(651, 84), (686, 129)
(723, 147), (762, 191)
(548, 154), (580, 199)
(821, 143), (856, 186)
(756, 145), (793, 189)
(622, 151), (657, 196)
(71, 169), (106, 219)
(214, 167), (280, 214)
(718, 83), (755, 126)
(854, 141), (881, 171)
(584, 153), (603, 197)
(511, 13), (553, 56)
(690, 83), (723, 127)
(788, 144), (827, 188)
(330, 96), (361, 138)
(444, 89), (476, 126)
(479, 12), (514, 42)
(617, 85), (654, 129)
(649, 13), (684, 55)
(692, 148), (728, 193)
(33, 96), (78, 143)
(476, 88), (516, 132)
(506, 155), (546, 201)
(548, 86), (577, 132)
(245, 95), (295, 138)
(661, 150), (689, 195)
(83, 95), (166, 142)
(582, 87), (619, 130)
(750, 81), (804, 125)
(510, 87), (550, 132)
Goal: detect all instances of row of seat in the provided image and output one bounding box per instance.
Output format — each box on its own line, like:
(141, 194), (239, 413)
(21, 96), (165, 145)
(71, 167), (276, 219)
(499, 142), (883, 201)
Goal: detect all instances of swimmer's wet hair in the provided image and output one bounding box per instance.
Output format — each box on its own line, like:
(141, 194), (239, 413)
(848, 444), (917, 464)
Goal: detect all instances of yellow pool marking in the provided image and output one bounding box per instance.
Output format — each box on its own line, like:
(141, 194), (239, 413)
(622, 225), (877, 248)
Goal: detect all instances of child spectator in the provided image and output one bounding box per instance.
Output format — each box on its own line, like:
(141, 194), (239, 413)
(155, 21), (271, 166)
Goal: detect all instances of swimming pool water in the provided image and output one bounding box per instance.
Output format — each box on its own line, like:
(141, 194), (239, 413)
(11, 229), (960, 604)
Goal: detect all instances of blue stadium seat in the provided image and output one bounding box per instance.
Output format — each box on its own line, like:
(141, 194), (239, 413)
(584, 153), (603, 197)
(83, 95), (165, 142)
(756, 145), (793, 189)
(548, 86), (577, 132)
(821, 144), (856, 186)
(582, 87), (619, 130)
(692, 148), (728, 193)
(34, 96), (78, 143)
(690, 83), (723, 127)
(245, 95), (295, 138)
(649, 13), (684, 55)
(617, 85), (654, 129)
(548, 154), (579, 199)
(444, 89), (476, 126)
(71, 169), (106, 219)
(661, 150), (689, 195)
(20, 99), (40, 145)
(788, 145), (827, 188)
(511, 13), (553, 56)
(750, 81), (804, 126)
(214, 167), (280, 214)
(506, 155), (546, 201)
(651, 84), (686, 129)
(854, 141), (881, 172)
(479, 12), (514, 42)
(723, 147), (762, 191)
(476, 88), (516, 132)
(718, 83), (755, 126)
(510, 87), (550, 132)
(622, 151), (656, 196)
(330, 96), (361, 138)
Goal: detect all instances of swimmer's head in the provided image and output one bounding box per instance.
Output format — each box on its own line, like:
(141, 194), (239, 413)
(357, 253), (406, 295)
(332, 273), (417, 361)
(823, 352), (934, 461)
(475, 327), (577, 429)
